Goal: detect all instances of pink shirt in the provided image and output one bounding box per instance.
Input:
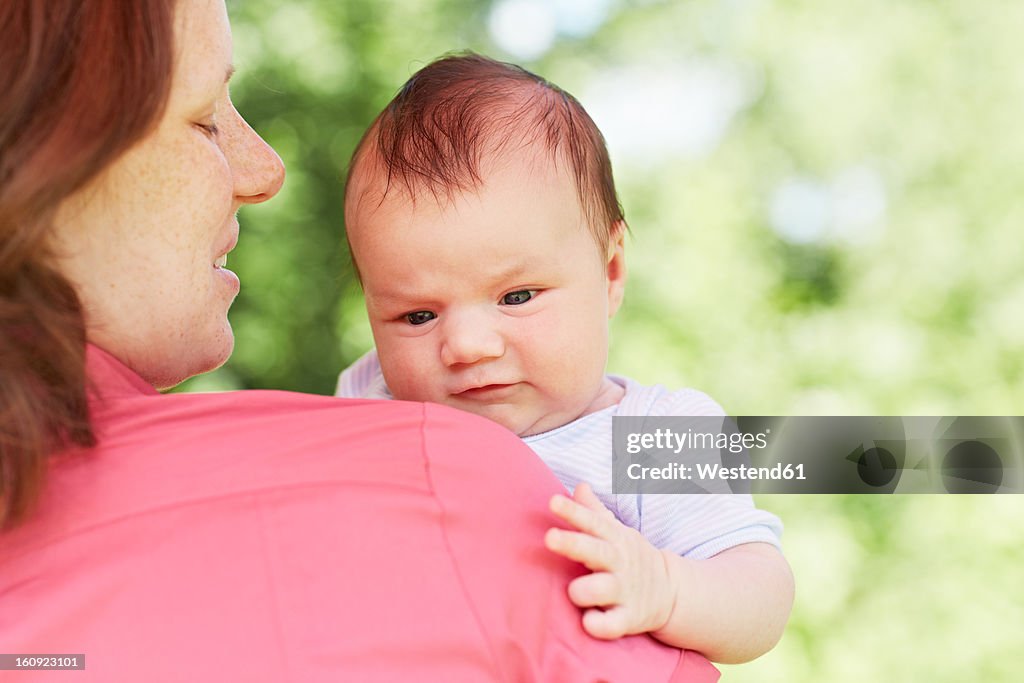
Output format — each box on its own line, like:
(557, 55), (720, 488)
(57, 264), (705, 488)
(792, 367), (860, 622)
(0, 345), (719, 682)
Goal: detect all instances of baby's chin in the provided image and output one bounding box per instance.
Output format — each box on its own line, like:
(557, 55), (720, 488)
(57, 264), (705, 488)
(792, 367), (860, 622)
(437, 388), (616, 438)
(425, 396), (541, 437)
(392, 384), (603, 437)
(461, 402), (577, 439)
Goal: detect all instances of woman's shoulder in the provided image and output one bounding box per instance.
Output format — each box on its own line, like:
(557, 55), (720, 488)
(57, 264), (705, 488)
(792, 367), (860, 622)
(98, 387), (518, 458)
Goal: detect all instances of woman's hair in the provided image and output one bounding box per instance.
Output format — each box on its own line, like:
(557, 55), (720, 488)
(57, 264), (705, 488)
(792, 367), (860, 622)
(0, 0), (177, 528)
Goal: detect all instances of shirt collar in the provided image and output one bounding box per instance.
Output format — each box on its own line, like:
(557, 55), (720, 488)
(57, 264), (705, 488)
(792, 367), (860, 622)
(86, 343), (160, 399)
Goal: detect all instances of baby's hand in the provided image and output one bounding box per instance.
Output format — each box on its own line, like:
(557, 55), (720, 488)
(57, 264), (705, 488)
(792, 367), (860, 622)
(544, 483), (677, 640)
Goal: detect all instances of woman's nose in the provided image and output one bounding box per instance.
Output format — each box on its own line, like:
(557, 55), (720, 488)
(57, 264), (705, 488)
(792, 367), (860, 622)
(225, 103), (286, 205)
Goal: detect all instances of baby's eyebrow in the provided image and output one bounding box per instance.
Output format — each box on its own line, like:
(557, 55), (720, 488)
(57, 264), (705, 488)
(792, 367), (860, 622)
(366, 260), (537, 308)
(365, 290), (412, 307)
(487, 261), (531, 285)
(365, 288), (438, 311)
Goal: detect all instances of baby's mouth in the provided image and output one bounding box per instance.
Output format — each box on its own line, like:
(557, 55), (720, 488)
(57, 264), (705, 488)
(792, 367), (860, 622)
(455, 383), (518, 400)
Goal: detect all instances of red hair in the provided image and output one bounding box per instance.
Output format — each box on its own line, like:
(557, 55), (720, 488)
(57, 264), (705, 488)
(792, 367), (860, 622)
(0, 0), (176, 528)
(347, 52), (624, 254)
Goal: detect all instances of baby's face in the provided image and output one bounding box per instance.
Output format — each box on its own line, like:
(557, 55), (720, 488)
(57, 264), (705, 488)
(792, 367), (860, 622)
(347, 153), (626, 436)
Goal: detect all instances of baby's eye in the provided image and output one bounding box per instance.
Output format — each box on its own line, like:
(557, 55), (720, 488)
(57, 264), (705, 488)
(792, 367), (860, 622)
(501, 290), (536, 306)
(405, 310), (436, 326)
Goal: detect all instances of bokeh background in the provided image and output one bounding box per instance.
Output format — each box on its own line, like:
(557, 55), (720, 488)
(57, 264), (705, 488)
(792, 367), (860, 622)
(183, 0), (1024, 679)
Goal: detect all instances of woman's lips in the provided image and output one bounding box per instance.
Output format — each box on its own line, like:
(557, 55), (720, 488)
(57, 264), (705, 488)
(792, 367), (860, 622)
(213, 264), (240, 293)
(212, 221), (240, 292)
(213, 220), (239, 267)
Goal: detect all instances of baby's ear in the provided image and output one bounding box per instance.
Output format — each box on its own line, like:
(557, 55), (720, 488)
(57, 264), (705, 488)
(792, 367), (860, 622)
(606, 220), (627, 317)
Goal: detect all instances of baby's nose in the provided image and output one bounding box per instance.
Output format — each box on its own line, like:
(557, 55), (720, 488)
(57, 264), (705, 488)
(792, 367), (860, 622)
(440, 313), (505, 367)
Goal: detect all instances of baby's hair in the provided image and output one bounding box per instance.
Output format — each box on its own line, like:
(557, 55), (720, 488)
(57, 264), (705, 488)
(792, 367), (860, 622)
(346, 52), (624, 253)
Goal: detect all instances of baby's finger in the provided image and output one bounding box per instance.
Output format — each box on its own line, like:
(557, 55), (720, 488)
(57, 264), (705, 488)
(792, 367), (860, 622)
(549, 493), (614, 539)
(573, 482), (612, 517)
(566, 571), (618, 608)
(544, 527), (614, 572)
(582, 606), (631, 640)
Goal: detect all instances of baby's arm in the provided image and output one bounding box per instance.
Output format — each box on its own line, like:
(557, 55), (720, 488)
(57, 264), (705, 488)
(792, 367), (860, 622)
(545, 483), (794, 664)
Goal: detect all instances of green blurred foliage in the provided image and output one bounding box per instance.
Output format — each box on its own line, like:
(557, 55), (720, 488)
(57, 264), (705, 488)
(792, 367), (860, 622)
(179, 0), (1024, 680)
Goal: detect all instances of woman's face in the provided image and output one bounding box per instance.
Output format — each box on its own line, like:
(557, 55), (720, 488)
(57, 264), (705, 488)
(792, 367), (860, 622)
(51, 0), (284, 388)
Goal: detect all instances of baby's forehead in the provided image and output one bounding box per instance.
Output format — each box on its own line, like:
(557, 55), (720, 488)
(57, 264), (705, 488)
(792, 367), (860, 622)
(346, 136), (579, 223)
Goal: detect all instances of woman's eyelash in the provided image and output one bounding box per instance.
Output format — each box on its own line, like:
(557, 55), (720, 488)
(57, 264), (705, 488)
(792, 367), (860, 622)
(197, 122), (220, 137)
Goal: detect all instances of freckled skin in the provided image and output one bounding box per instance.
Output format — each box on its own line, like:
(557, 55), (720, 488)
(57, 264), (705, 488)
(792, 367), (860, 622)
(50, 0), (285, 389)
(347, 151), (627, 437)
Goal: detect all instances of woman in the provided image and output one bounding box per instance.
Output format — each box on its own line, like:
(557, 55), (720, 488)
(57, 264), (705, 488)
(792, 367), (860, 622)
(0, 1), (719, 680)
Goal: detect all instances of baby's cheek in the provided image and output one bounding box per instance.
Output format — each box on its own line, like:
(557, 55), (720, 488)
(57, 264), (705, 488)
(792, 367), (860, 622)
(538, 325), (607, 404)
(528, 315), (599, 369)
(380, 347), (436, 402)
(391, 375), (433, 402)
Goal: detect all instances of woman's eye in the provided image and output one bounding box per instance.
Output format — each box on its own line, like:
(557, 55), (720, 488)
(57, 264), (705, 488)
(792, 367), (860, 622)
(405, 311), (436, 326)
(196, 122), (220, 137)
(501, 290), (535, 305)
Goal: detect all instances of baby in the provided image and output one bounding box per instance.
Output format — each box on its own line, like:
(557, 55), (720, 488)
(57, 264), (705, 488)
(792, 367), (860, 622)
(337, 53), (793, 663)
